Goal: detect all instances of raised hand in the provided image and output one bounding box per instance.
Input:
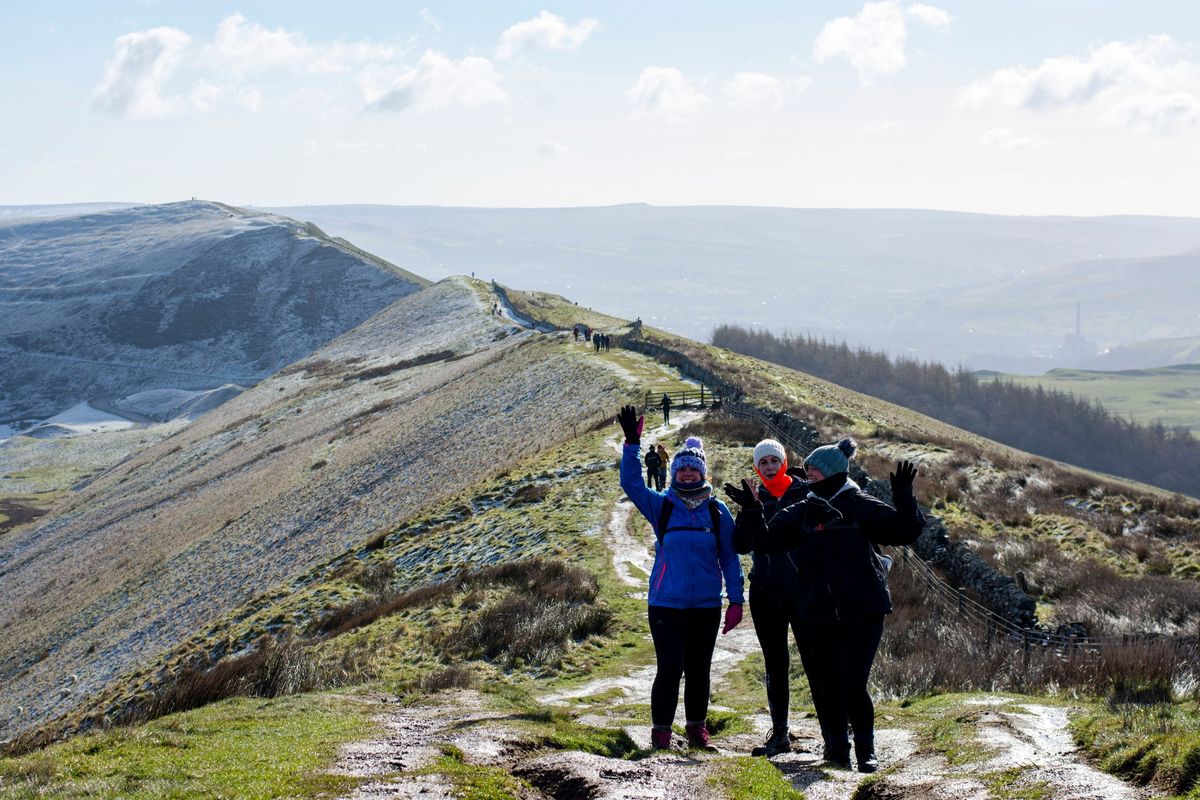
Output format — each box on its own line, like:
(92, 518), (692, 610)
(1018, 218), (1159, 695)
(889, 459), (918, 496)
(723, 479), (762, 510)
(617, 405), (644, 444)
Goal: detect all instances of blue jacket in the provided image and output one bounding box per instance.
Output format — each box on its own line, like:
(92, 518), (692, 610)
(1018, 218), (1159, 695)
(621, 443), (745, 609)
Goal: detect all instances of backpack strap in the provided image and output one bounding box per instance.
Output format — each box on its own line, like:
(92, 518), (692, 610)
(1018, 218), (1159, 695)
(655, 498), (723, 550)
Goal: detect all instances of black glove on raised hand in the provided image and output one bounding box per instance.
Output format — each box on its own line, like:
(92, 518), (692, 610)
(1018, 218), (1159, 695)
(889, 459), (918, 499)
(617, 405), (644, 444)
(723, 479), (762, 510)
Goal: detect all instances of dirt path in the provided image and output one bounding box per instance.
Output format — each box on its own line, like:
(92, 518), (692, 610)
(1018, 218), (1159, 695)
(327, 409), (1150, 799)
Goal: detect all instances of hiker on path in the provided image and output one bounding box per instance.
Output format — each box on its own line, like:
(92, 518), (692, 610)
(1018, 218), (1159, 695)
(593, 332), (601, 352)
(573, 326), (579, 342)
(660, 393), (672, 424)
(643, 444), (663, 489)
(617, 405), (745, 752)
(655, 443), (669, 492)
(729, 439), (812, 757)
(725, 439), (923, 773)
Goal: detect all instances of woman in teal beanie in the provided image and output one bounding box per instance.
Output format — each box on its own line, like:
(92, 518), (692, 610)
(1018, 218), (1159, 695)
(726, 437), (923, 773)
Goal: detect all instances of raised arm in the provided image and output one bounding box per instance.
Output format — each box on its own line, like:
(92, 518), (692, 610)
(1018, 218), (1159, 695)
(616, 405), (663, 526)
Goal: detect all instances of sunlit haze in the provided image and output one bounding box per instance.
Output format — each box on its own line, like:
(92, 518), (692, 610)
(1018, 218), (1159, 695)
(2, 1), (1199, 215)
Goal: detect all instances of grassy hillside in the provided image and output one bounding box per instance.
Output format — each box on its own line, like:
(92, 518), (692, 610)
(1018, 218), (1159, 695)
(991, 363), (1200, 435)
(0, 277), (635, 744)
(3, 279), (1199, 798)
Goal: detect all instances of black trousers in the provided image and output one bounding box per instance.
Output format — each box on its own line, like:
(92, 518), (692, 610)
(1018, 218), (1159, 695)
(802, 616), (885, 752)
(648, 605), (721, 726)
(750, 582), (809, 731)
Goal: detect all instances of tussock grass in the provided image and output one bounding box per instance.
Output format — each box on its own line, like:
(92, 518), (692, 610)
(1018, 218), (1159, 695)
(1072, 700), (1200, 797)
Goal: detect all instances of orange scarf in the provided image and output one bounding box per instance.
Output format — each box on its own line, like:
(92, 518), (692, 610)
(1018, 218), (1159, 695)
(756, 460), (792, 499)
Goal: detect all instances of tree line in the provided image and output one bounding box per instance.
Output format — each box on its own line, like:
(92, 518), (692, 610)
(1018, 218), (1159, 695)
(712, 324), (1200, 498)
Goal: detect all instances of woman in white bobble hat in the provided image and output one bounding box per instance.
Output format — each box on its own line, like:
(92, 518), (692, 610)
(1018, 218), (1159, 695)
(729, 438), (813, 756)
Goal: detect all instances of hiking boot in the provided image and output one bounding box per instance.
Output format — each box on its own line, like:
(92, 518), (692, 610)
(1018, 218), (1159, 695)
(822, 742), (852, 769)
(753, 728), (791, 757)
(856, 741), (879, 773)
(650, 727), (672, 751)
(685, 722), (713, 750)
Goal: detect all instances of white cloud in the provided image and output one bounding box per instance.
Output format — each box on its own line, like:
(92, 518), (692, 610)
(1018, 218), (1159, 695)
(1103, 91), (1200, 133)
(366, 50), (506, 112)
(978, 128), (1052, 149)
(292, 139), (318, 156)
(497, 11), (599, 59)
(722, 150), (753, 163)
(188, 80), (222, 114)
(627, 66), (710, 119)
(536, 140), (569, 159)
(906, 4), (950, 29)
(723, 72), (811, 110)
(420, 8), (443, 33)
(90, 26), (191, 117)
(960, 36), (1200, 133)
(206, 13), (403, 75)
(208, 13), (309, 72)
(813, 1), (949, 86)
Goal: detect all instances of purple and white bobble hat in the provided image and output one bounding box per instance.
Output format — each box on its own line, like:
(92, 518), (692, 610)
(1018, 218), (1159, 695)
(671, 436), (707, 480)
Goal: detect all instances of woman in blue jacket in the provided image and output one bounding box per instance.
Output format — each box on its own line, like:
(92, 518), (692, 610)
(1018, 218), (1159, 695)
(617, 405), (745, 751)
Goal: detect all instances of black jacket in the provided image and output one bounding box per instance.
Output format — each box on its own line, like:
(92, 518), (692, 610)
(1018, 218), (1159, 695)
(644, 449), (663, 471)
(742, 480), (924, 623)
(732, 476), (809, 603)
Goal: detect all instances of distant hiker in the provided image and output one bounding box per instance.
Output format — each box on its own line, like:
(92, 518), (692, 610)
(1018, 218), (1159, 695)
(728, 439), (811, 757)
(603, 333), (611, 351)
(725, 439), (923, 773)
(655, 443), (669, 491)
(593, 332), (601, 352)
(644, 444), (663, 489)
(661, 393), (672, 424)
(617, 406), (744, 752)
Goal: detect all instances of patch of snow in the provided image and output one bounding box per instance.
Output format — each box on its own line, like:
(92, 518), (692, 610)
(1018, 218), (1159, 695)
(23, 402), (135, 438)
(111, 384), (244, 422)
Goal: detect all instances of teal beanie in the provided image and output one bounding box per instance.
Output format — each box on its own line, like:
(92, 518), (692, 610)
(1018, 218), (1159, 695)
(804, 437), (857, 477)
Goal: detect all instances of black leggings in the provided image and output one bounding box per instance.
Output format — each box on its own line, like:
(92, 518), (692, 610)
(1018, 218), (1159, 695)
(648, 605), (721, 726)
(802, 616), (885, 750)
(749, 582), (834, 733)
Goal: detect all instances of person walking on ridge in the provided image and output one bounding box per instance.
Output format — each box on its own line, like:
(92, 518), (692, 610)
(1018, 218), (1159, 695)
(655, 443), (669, 492)
(730, 439), (812, 756)
(617, 405), (744, 751)
(725, 439), (923, 773)
(644, 443), (663, 489)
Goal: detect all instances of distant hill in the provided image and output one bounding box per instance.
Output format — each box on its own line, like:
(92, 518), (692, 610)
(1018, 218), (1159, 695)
(946, 248), (1200, 368)
(264, 204), (1200, 371)
(1084, 335), (1200, 371)
(0, 201), (429, 422)
(989, 363), (1200, 435)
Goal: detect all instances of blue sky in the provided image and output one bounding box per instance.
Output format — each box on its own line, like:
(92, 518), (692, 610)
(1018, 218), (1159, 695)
(2, 1), (1198, 214)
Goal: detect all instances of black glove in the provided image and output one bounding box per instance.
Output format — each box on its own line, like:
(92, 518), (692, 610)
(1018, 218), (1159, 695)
(617, 405), (643, 444)
(786, 465), (806, 478)
(723, 479), (762, 510)
(889, 460), (918, 498)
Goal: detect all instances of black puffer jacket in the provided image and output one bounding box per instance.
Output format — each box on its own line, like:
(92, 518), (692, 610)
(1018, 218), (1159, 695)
(743, 479), (924, 623)
(732, 476), (809, 603)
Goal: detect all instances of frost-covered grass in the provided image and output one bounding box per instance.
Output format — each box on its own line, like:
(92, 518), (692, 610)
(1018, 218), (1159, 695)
(0, 279), (634, 745)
